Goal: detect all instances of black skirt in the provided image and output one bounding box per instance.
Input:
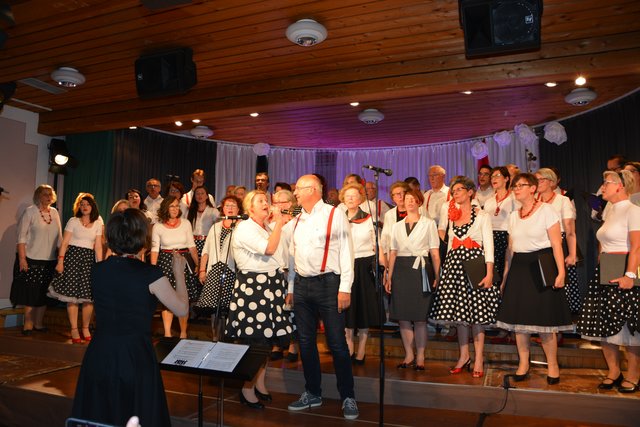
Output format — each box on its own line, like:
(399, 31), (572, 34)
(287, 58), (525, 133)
(10, 256), (56, 307)
(345, 255), (381, 329)
(495, 248), (573, 333)
(48, 245), (95, 303)
(157, 251), (201, 302)
(389, 256), (433, 322)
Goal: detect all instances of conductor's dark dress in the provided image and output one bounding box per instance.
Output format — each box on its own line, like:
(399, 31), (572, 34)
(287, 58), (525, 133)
(71, 256), (171, 427)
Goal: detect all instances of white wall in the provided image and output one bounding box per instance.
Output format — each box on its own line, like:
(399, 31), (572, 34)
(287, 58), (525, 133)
(0, 105), (53, 305)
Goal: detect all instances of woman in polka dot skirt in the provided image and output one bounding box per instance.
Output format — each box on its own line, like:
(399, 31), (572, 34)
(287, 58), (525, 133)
(11, 185), (63, 335)
(578, 170), (640, 393)
(430, 176), (498, 378)
(48, 193), (103, 344)
(225, 190), (292, 408)
(150, 196), (200, 339)
(535, 168), (582, 314)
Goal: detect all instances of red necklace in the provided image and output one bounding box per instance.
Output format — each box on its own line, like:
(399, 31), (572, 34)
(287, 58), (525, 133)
(165, 219), (180, 228)
(494, 190), (510, 216)
(537, 191), (557, 204)
(519, 200), (539, 219)
(39, 208), (52, 224)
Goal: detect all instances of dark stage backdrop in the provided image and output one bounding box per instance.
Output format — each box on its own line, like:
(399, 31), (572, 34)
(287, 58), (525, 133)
(112, 128), (217, 206)
(539, 89), (640, 298)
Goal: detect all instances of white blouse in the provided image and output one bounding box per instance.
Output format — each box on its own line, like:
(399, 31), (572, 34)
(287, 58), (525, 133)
(390, 216), (440, 256)
(541, 193), (575, 233)
(17, 205), (62, 261)
(202, 222), (235, 271)
(151, 220), (195, 251)
(192, 205), (219, 236)
(598, 200), (640, 253)
(445, 208), (495, 263)
(483, 191), (520, 232)
(508, 203), (560, 253)
(65, 216), (103, 249)
(232, 218), (283, 272)
(349, 216), (376, 259)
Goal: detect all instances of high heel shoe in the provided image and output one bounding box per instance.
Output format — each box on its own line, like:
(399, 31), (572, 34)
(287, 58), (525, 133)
(546, 376), (560, 385)
(618, 379), (639, 393)
(414, 364), (425, 371)
(513, 369), (529, 382)
(472, 369), (484, 378)
(353, 355), (366, 366)
(81, 329), (92, 342)
(598, 373), (624, 390)
(70, 328), (83, 344)
(239, 391), (265, 409)
(449, 359), (471, 375)
(396, 360), (415, 369)
(254, 387), (272, 402)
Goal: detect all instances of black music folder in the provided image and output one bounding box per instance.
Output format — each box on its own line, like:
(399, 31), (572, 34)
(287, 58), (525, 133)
(537, 251), (558, 288)
(599, 253), (640, 286)
(462, 255), (486, 289)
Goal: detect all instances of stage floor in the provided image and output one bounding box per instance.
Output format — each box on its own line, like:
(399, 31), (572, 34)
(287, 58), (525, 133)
(1, 322), (639, 427)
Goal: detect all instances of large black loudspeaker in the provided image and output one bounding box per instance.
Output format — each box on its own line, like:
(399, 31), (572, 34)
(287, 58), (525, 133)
(135, 47), (197, 99)
(459, 0), (542, 58)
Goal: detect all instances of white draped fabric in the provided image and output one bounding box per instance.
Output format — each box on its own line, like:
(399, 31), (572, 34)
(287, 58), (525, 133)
(268, 147), (316, 186)
(215, 135), (537, 199)
(214, 142), (255, 201)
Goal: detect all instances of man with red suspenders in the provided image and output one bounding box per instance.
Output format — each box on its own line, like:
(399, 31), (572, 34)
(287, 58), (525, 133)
(285, 174), (358, 420)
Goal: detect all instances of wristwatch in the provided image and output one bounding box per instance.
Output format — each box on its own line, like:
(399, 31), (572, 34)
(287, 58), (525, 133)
(624, 271), (637, 279)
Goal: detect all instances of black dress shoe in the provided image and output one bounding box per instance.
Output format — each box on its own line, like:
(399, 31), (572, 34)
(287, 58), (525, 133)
(396, 360), (415, 369)
(598, 373), (623, 390)
(33, 326), (48, 333)
(547, 376), (560, 385)
(254, 387), (272, 402)
(618, 380), (639, 393)
(286, 352), (299, 362)
(21, 329), (32, 336)
(239, 391), (265, 409)
(513, 370), (529, 382)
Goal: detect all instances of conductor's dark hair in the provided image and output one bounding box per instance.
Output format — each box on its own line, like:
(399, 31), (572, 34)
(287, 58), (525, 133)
(106, 209), (150, 255)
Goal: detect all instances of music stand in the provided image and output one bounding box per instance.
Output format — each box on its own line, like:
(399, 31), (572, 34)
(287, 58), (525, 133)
(156, 338), (268, 427)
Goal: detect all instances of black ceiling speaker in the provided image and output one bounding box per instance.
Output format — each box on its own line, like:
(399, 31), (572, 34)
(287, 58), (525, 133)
(459, 0), (542, 58)
(135, 47), (197, 99)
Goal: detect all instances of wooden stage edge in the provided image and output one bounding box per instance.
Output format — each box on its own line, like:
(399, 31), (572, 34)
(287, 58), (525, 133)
(2, 324), (640, 427)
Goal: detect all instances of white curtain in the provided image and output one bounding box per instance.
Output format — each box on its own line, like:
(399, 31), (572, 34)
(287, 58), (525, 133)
(269, 147), (316, 187)
(215, 142), (256, 200)
(335, 141), (478, 198)
(486, 135), (539, 173)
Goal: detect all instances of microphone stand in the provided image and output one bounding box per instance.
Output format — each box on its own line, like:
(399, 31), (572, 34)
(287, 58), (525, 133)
(211, 220), (235, 343)
(363, 169), (385, 427)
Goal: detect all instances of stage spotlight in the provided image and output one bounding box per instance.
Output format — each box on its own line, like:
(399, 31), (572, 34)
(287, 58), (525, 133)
(48, 139), (77, 175)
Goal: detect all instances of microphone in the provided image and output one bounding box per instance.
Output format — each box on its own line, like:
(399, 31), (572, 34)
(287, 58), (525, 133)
(218, 214), (249, 220)
(363, 165), (392, 176)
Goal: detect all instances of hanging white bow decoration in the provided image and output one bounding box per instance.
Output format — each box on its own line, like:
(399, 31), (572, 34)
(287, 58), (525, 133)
(252, 143), (271, 156)
(493, 130), (513, 147)
(543, 121), (567, 146)
(470, 140), (488, 159)
(514, 123), (538, 146)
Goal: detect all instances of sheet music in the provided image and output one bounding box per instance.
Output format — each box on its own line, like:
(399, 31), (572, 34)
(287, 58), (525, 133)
(200, 342), (249, 372)
(161, 339), (249, 372)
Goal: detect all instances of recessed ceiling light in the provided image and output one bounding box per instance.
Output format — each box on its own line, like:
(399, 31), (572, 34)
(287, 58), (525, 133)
(175, 121), (183, 126)
(461, 90), (473, 95)
(575, 76), (587, 86)
(545, 82), (557, 87)
(192, 119), (201, 123)
(129, 126), (137, 129)
(250, 112), (259, 117)
(350, 102), (360, 107)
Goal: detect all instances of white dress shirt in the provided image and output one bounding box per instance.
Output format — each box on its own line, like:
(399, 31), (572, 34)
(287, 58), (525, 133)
(144, 195), (163, 224)
(288, 199), (354, 293)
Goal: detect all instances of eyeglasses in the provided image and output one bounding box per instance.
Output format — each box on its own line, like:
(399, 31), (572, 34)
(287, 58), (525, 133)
(490, 174), (503, 178)
(428, 174), (443, 178)
(451, 187), (468, 194)
(478, 172), (490, 177)
(391, 191), (405, 197)
(536, 177), (548, 182)
(223, 204), (238, 208)
(602, 180), (619, 186)
(146, 184), (160, 188)
(512, 183), (531, 190)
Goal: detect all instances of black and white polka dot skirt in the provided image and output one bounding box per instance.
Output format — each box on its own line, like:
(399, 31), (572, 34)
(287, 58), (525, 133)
(195, 261), (236, 316)
(577, 266), (640, 338)
(194, 239), (206, 257)
(492, 231), (508, 285)
(157, 251), (201, 302)
(430, 247), (499, 325)
(225, 270), (293, 340)
(561, 233), (583, 314)
(10, 256), (56, 307)
(48, 245), (95, 303)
